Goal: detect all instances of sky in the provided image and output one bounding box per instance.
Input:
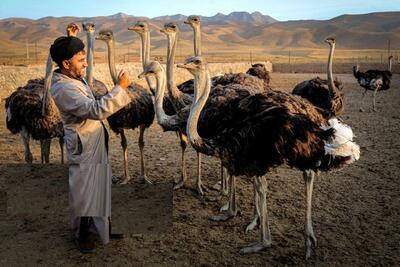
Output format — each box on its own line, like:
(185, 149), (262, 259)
(0, 0), (399, 21)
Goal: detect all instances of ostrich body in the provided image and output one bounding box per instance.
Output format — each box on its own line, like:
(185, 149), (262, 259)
(178, 56), (360, 258)
(293, 38), (344, 118)
(96, 30), (154, 184)
(5, 23), (79, 164)
(353, 56), (393, 111)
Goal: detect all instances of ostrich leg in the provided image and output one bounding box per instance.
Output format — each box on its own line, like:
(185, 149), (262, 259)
(59, 137), (64, 164)
(240, 176), (271, 254)
(40, 139), (51, 163)
(139, 124), (152, 184)
(359, 89), (368, 112)
(210, 175), (237, 221)
(246, 178), (260, 233)
(304, 170), (317, 260)
(119, 129), (131, 184)
(196, 152), (208, 195)
(211, 161), (229, 196)
(372, 87), (379, 112)
(21, 127), (32, 164)
(173, 131), (188, 190)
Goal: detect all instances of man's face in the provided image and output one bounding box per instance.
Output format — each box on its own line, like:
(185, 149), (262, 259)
(62, 50), (87, 79)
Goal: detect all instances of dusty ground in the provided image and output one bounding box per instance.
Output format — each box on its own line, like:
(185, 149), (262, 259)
(0, 72), (399, 266)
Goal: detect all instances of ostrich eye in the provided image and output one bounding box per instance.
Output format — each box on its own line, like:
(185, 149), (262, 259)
(171, 25), (176, 29)
(139, 24), (144, 28)
(194, 60), (201, 64)
(194, 18), (198, 22)
(106, 33), (111, 37)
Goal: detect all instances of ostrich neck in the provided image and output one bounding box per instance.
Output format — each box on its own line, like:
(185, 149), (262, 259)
(193, 25), (201, 56)
(388, 58), (392, 72)
(141, 31), (156, 93)
(187, 69), (211, 148)
(166, 33), (183, 100)
(41, 54), (53, 115)
(154, 71), (173, 125)
(327, 43), (336, 97)
(106, 40), (118, 85)
(86, 32), (94, 87)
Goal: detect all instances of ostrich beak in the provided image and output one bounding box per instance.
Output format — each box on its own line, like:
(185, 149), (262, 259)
(183, 21), (189, 24)
(160, 29), (166, 33)
(177, 63), (196, 70)
(138, 72), (146, 79)
(127, 26), (136, 31)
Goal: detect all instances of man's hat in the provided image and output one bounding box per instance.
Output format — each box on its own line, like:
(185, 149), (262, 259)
(50, 36), (85, 66)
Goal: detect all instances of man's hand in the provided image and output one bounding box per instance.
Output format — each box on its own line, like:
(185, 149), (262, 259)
(118, 70), (131, 89)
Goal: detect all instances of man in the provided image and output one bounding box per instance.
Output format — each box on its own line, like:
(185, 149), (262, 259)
(49, 36), (131, 253)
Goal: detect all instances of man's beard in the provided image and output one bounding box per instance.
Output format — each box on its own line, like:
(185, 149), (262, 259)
(70, 68), (86, 79)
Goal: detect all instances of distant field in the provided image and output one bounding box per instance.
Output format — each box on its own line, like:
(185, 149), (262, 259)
(0, 46), (399, 66)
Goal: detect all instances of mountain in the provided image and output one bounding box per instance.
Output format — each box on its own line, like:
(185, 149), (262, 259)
(0, 11), (399, 61)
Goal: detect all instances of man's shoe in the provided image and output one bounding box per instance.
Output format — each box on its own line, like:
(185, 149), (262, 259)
(75, 237), (96, 253)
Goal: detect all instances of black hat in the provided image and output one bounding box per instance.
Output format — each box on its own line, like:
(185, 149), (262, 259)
(50, 36), (85, 66)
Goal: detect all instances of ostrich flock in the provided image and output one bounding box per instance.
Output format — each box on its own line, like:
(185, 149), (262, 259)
(4, 15), (396, 259)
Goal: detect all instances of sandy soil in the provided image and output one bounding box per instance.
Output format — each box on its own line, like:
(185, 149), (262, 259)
(0, 73), (399, 266)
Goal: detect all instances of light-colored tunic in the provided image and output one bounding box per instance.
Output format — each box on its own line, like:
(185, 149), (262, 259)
(50, 71), (131, 244)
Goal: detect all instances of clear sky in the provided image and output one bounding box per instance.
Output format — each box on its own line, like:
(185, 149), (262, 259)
(0, 0), (399, 21)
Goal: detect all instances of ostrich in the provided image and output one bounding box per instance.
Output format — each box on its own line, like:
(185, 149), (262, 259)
(129, 21), (211, 194)
(292, 38), (344, 118)
(353, 55), (393, 112)
(5, 23), (79, 164)
(96, 30), (154, 184)
(176, 56), (360, 258)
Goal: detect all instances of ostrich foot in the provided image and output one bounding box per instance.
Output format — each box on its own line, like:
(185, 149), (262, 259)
(305, 232), (317, 260)
(245, 216), (259, 233)
(359, 107), (364, 112)
(239, 241), (271, 254)
(211, 181), (221, 191)
(219, 202), (229, 212)
(196, 182), (209, 196)
(112, 175), (131, 185)
(173, 180), (185, 190)
(209, 208), (238, 221)
(140, 174), (153, 185)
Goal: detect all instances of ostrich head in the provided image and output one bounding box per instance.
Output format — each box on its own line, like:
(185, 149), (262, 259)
(177, 56), (207, 76)
(160, 22), (179, 35)
(325, 37), (336, 46)
(82, 23), (95, 34)
(66, 23), (80, 37)
(128, 21), (149, 35)
(138, 61), (163, 79)
(96, 30), (113, 43)
(184, 15), (201, 28)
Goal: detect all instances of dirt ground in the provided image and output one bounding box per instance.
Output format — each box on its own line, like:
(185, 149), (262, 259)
(0, 72), (399, 266)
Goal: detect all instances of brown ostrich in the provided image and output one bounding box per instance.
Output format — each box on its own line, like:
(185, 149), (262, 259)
(96, 30), (154, 184)
(5, 22), (79, 164)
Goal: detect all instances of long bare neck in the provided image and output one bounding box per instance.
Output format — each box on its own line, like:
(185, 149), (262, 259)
(154, 70), (172, 125)
(86, 31), (94, 88)
(388, 57), (392, 72)
(166, 32), (183, 99)
(41, 54), (54, 115)
(193, 25), (201, 56)
(327, 43), (336, 97)
(187, 69), (211, 147)
(106, 40), (118, 85)
(141, 31), (156, 93)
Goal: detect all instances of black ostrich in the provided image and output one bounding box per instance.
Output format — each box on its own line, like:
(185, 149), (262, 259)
(96, 30), (154, 185)
(292, 38), (344, 118)
(4, 23), (80, 164)
(353, 55), (393, 112)
(176, 56), (360, 258)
